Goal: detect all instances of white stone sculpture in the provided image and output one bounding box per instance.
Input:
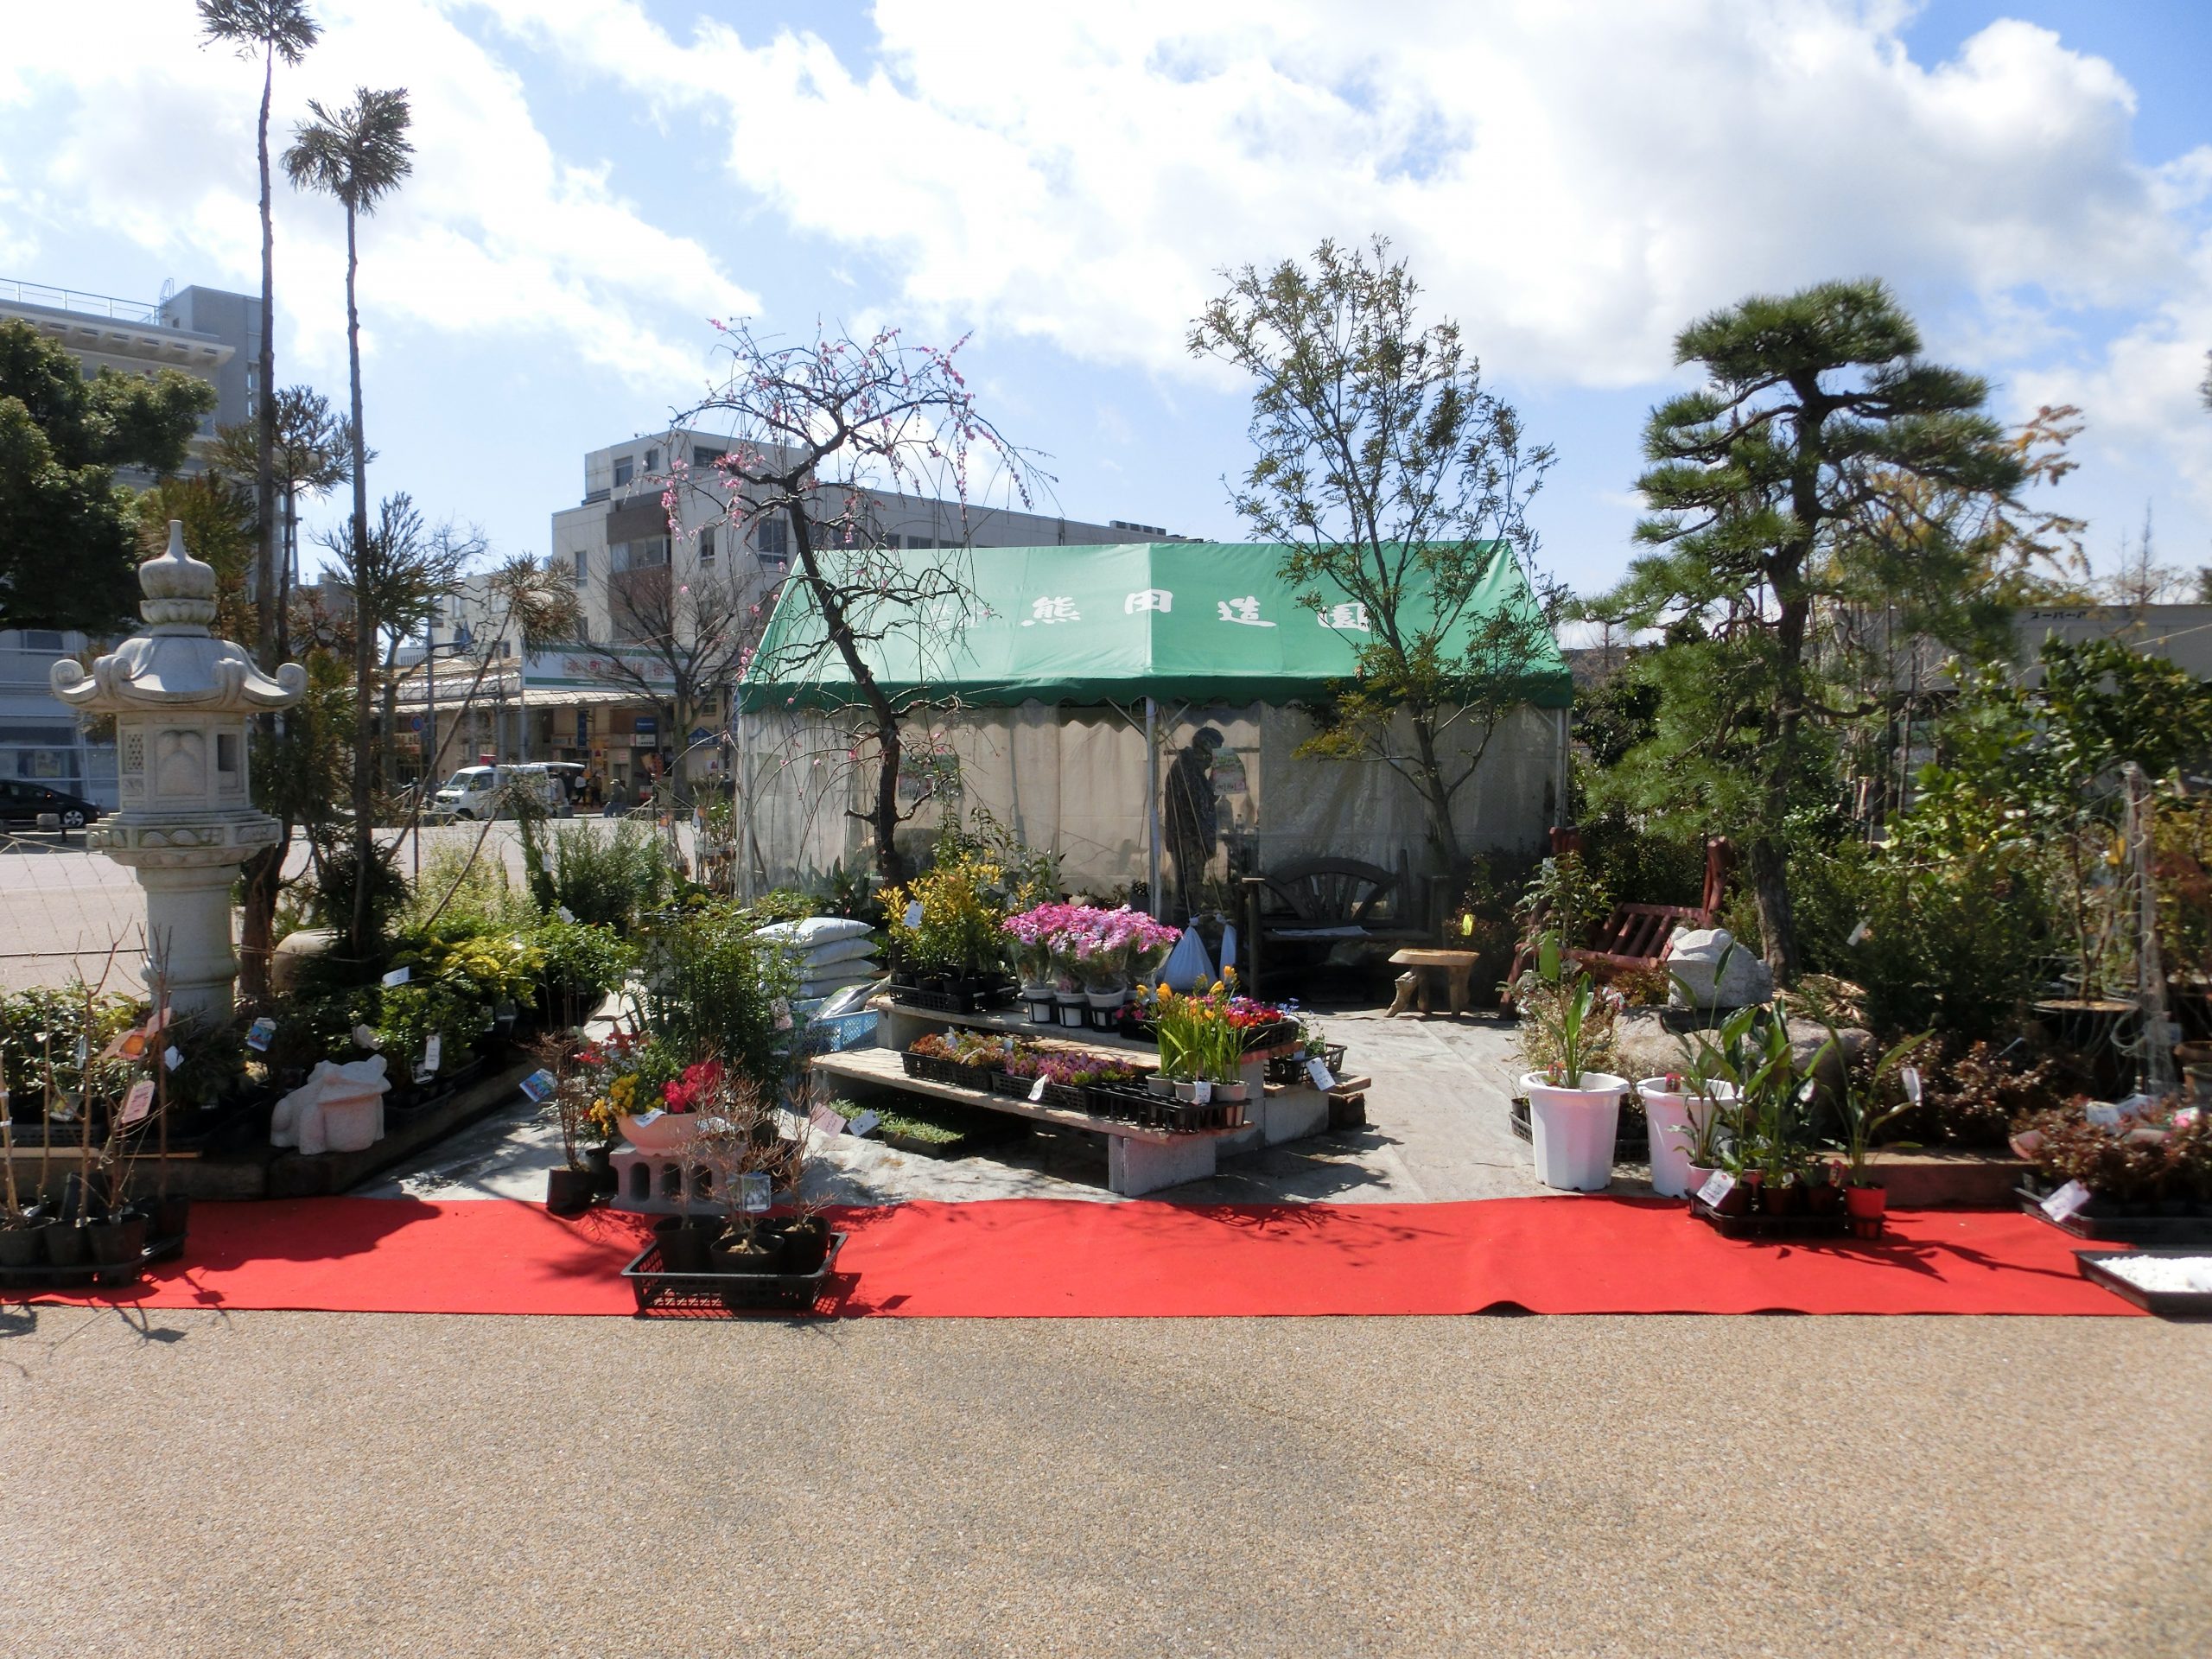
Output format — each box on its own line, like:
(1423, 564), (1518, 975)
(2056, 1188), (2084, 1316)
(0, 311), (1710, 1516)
(49, 522), (306, 1018)
(271, 1056), (391, 1156)
(1666, 927), (1777, 1011)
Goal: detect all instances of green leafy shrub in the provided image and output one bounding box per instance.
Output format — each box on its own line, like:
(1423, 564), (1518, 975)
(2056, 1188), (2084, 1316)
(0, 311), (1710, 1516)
(375, 981), (492, 1077)
(637, 902), (800, 1089)
(398, 846), (537, 938)
(304, 835), (408, 942)
(529, 919), (637, 1028)
(0, 986), (138, 1115)
(550, 822), (670, 930)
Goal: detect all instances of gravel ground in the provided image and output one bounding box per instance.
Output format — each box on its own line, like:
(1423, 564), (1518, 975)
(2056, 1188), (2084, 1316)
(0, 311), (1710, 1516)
(3, 1306), (2206, 1657)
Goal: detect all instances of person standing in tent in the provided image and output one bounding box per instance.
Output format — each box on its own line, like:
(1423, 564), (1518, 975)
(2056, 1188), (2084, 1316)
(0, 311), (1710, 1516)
(1164, 728), (1224, 921)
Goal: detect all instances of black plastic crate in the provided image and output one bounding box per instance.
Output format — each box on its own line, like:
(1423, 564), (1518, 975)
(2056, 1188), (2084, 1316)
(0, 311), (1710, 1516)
(621, 1230), (849, 1318)
(2016, 1183), (2212, 1246)
(1689, 1197), (1850, 1240)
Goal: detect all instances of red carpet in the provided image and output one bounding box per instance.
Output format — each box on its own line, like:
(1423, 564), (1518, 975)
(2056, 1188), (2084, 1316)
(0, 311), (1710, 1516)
(7, 1197), (2139, 1318)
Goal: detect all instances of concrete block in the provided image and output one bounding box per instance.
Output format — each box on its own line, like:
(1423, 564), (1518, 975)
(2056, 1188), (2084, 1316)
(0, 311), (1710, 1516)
(1257, 1086), (1330, 1147)
(1107, 1133), (1217, 1197)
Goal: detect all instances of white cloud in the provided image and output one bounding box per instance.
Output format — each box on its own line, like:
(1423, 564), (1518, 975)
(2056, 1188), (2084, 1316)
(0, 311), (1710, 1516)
(465, 1), (2193, 382)
(0, 0), (756, 392)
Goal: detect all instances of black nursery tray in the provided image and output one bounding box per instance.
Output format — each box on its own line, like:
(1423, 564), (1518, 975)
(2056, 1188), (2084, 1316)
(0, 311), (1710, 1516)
(2016, 1184), (2212, 1247)
(1509, 1095), (1649, 1159)
(889, 983), (1014, 1015)
(0, 1231), (186, 1292)
(620, 1230), (849, 1319)
(1690, 1198), (1850, 1241)
(2074, 1249), (2212, 1317)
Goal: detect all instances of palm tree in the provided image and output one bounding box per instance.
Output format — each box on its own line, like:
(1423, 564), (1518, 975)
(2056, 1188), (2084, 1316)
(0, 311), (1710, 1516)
(195, 0), (321, 672)
(284, 86), (413, 957)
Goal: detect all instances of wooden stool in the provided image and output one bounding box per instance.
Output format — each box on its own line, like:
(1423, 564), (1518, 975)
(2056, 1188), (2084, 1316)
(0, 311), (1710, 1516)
(1387, 948), (1480, 1017)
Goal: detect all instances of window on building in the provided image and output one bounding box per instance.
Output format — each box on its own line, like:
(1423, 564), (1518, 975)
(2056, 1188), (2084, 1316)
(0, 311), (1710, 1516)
(692, 445), (721, 469)
(756, 518), (788, 558)
(612, 537), (671, 572)
(572, 550), (588, 584)
(644, 446), (660, 474)
(698, 528), (716, 563)
(612, 454), (634, 487)
(18, 630), (66, 652)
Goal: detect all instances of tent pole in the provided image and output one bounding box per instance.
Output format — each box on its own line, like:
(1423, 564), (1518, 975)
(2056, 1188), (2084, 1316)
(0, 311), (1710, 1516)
(1554, 704), (1570, 830)
(1146, 696), (1161, 920)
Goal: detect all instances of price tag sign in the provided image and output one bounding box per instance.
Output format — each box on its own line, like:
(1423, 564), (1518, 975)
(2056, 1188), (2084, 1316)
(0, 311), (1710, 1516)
(145, 1006), (175, 1035)
(1192, 1079), (1212, 1103)
(740, 1172), (771, 1213)
(556, 906), (575, 924)
(1847, 918), (1870, 946)
(848, 1109), (881, 1138)
(245, 1015), (276, 1052)
(120, 1079), (156, 1126)
(2040, 1179), (2092, 1224)
(809, 1103), (849, 1138)
(2174, 1107), (2202, 1130)
(423, 1033), (442, 1074)
(381, 966), (411, 988)
(1899, 1065), (1922, 1104)
(1696, 1169), (1736, 1209)
(903, 900), (925, 931)
(162, 1045), (182, 1071)
(518, 1069), (558, 1103)
(1306, 1058), (1336, 1090)
(1028, 1076), (1047, 1102)
(2085, 1103), (2122, 1128)
(353, 1026), (379, 1051)
(772, 996), (793, 1033)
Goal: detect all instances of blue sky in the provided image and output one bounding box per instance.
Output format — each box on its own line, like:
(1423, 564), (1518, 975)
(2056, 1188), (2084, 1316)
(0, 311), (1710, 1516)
(4, 1), (2209, 601)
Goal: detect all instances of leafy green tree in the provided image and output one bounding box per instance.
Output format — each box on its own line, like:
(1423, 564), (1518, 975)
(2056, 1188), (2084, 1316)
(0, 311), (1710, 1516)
(285, 84), (414, 956)
(135, 471), (259, 646)
(1191, 236), (1557, 872)
(1592, 279), (2027, 982)
(212, 384), (356, 658)
(0, 321), (215, 632)
(197, 0), (321, 671)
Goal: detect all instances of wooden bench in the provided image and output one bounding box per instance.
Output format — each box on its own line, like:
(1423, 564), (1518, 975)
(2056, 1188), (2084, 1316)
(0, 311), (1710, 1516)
(1386, 948), (1483, 1017)
(1241, 857), (1431, 993)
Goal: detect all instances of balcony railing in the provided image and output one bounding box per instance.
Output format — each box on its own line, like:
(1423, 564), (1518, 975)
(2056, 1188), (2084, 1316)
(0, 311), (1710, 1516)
(0, 276), (162, 324)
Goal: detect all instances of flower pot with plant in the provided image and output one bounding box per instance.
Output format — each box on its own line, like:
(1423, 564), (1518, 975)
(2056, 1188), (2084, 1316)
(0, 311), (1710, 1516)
(1825, 1020), (1930, 1240)
(1635, 1070), (1738, 1199)
(1516, 938), (1626, 1192)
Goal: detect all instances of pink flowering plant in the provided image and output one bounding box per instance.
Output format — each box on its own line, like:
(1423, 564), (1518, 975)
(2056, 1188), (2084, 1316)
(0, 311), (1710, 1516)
(1001, 904), (1180, 993)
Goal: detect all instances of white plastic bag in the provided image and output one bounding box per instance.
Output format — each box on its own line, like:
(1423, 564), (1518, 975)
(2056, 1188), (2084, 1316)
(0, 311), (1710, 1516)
(1158, 925), (1216, 992)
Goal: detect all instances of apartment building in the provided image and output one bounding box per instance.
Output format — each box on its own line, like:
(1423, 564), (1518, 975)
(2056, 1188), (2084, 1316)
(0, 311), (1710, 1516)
(0, 277), (259, 805)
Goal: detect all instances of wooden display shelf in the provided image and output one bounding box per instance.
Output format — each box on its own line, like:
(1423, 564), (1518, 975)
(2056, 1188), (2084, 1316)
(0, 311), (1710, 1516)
(810, 1047), (1241, 1145)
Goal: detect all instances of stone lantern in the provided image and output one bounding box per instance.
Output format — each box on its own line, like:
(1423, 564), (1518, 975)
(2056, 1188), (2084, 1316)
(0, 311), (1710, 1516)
(50, 522), (307, 1019)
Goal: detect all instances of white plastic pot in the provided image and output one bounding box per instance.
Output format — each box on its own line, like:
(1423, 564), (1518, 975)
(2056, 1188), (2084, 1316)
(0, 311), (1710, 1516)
(1635, 1078), (1738, 1199)
(1521, 1071), (1628, 1192)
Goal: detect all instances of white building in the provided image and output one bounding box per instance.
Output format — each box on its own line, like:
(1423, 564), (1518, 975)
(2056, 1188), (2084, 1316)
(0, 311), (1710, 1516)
(410, 429), (1186, 796)
(0, 278), (259, 806)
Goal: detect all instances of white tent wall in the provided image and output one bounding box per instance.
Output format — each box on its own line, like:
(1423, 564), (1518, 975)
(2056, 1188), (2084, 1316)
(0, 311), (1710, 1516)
(734, 700), (1559, 896)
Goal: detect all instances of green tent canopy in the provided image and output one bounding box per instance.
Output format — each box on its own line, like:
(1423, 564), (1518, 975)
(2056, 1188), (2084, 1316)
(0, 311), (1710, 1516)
(736, 541), (1572, 713)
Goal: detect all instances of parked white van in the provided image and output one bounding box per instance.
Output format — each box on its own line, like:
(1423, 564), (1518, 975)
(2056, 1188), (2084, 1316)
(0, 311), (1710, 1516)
(428, 764), (575, 822)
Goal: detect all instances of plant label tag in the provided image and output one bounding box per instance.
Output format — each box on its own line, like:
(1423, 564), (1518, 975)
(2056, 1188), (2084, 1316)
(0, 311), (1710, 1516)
(353, 1025), (379, 1051)
(1847, 918), (1870, 946)
(2175, 1107), (2202, 1129)
(810, 1103), (849, 1138)
(381, 966), (410, 987)
(1307, 1058), (1336, 1090)
(740, 1172), (771, 1213)
(145, 1006), (174, 1034)
(245, 1016), (276, 1052)
(2085, 1103), (2122, 1128)
(556, 906), (575, 924)
(903, 900), (925, 931)
(162, 1046), (182, 1071)
(631, 1108), (664, 1128)
(1899, 1065), (1922, 1104)
(423, 1034), (442, 1074)
(120, 1079), (155, 1126)
(1029, 1076), (1047, 1102)
(848, 1109), (880, 1138)
(2040, 1179), (2092, 1223)
(518, 1069), (558, 1103)
(495, 1002), (517, 1023)
(2115, 1093), (2154, 1121)
(772, 996), (793, 1033)
(74, 1035), (89, 1065)
(1192, 1079), (1212, 1103)
(1696, 1169), (1736, 1208)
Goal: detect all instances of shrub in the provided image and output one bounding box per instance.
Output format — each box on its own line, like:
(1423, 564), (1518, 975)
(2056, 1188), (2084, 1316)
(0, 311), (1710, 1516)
(1884, 1039), (2065, 1148)
(550, 822), (671, 930)
(529, 919), (637, 1029)
(883, 851), (1009, 981)
(398, 846), (537, 938)
(1854, 842), (2048, 1042)
(304, 835), (408, 941)
(0, 986), (138, 1116)
(2018, 1105), (2212, 1205)
(637, 901), (800, 1090)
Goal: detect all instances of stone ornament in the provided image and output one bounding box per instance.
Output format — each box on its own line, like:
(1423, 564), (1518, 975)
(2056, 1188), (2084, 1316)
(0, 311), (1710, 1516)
(46, 521), (306, 1017)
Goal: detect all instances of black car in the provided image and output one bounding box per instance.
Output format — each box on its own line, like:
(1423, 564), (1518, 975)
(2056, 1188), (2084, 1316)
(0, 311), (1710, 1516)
(0, 779), (104, 830)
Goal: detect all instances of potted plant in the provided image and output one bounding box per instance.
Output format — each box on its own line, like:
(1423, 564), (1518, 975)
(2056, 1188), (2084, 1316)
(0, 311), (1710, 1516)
(541, 1051), (597, 1216)
(1516, 939), (1626, 1192)
(1001, 903), (1064, 1022)
(1827, 1023), (1930, 1238)
(1635, 1068), (1738, 1200)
